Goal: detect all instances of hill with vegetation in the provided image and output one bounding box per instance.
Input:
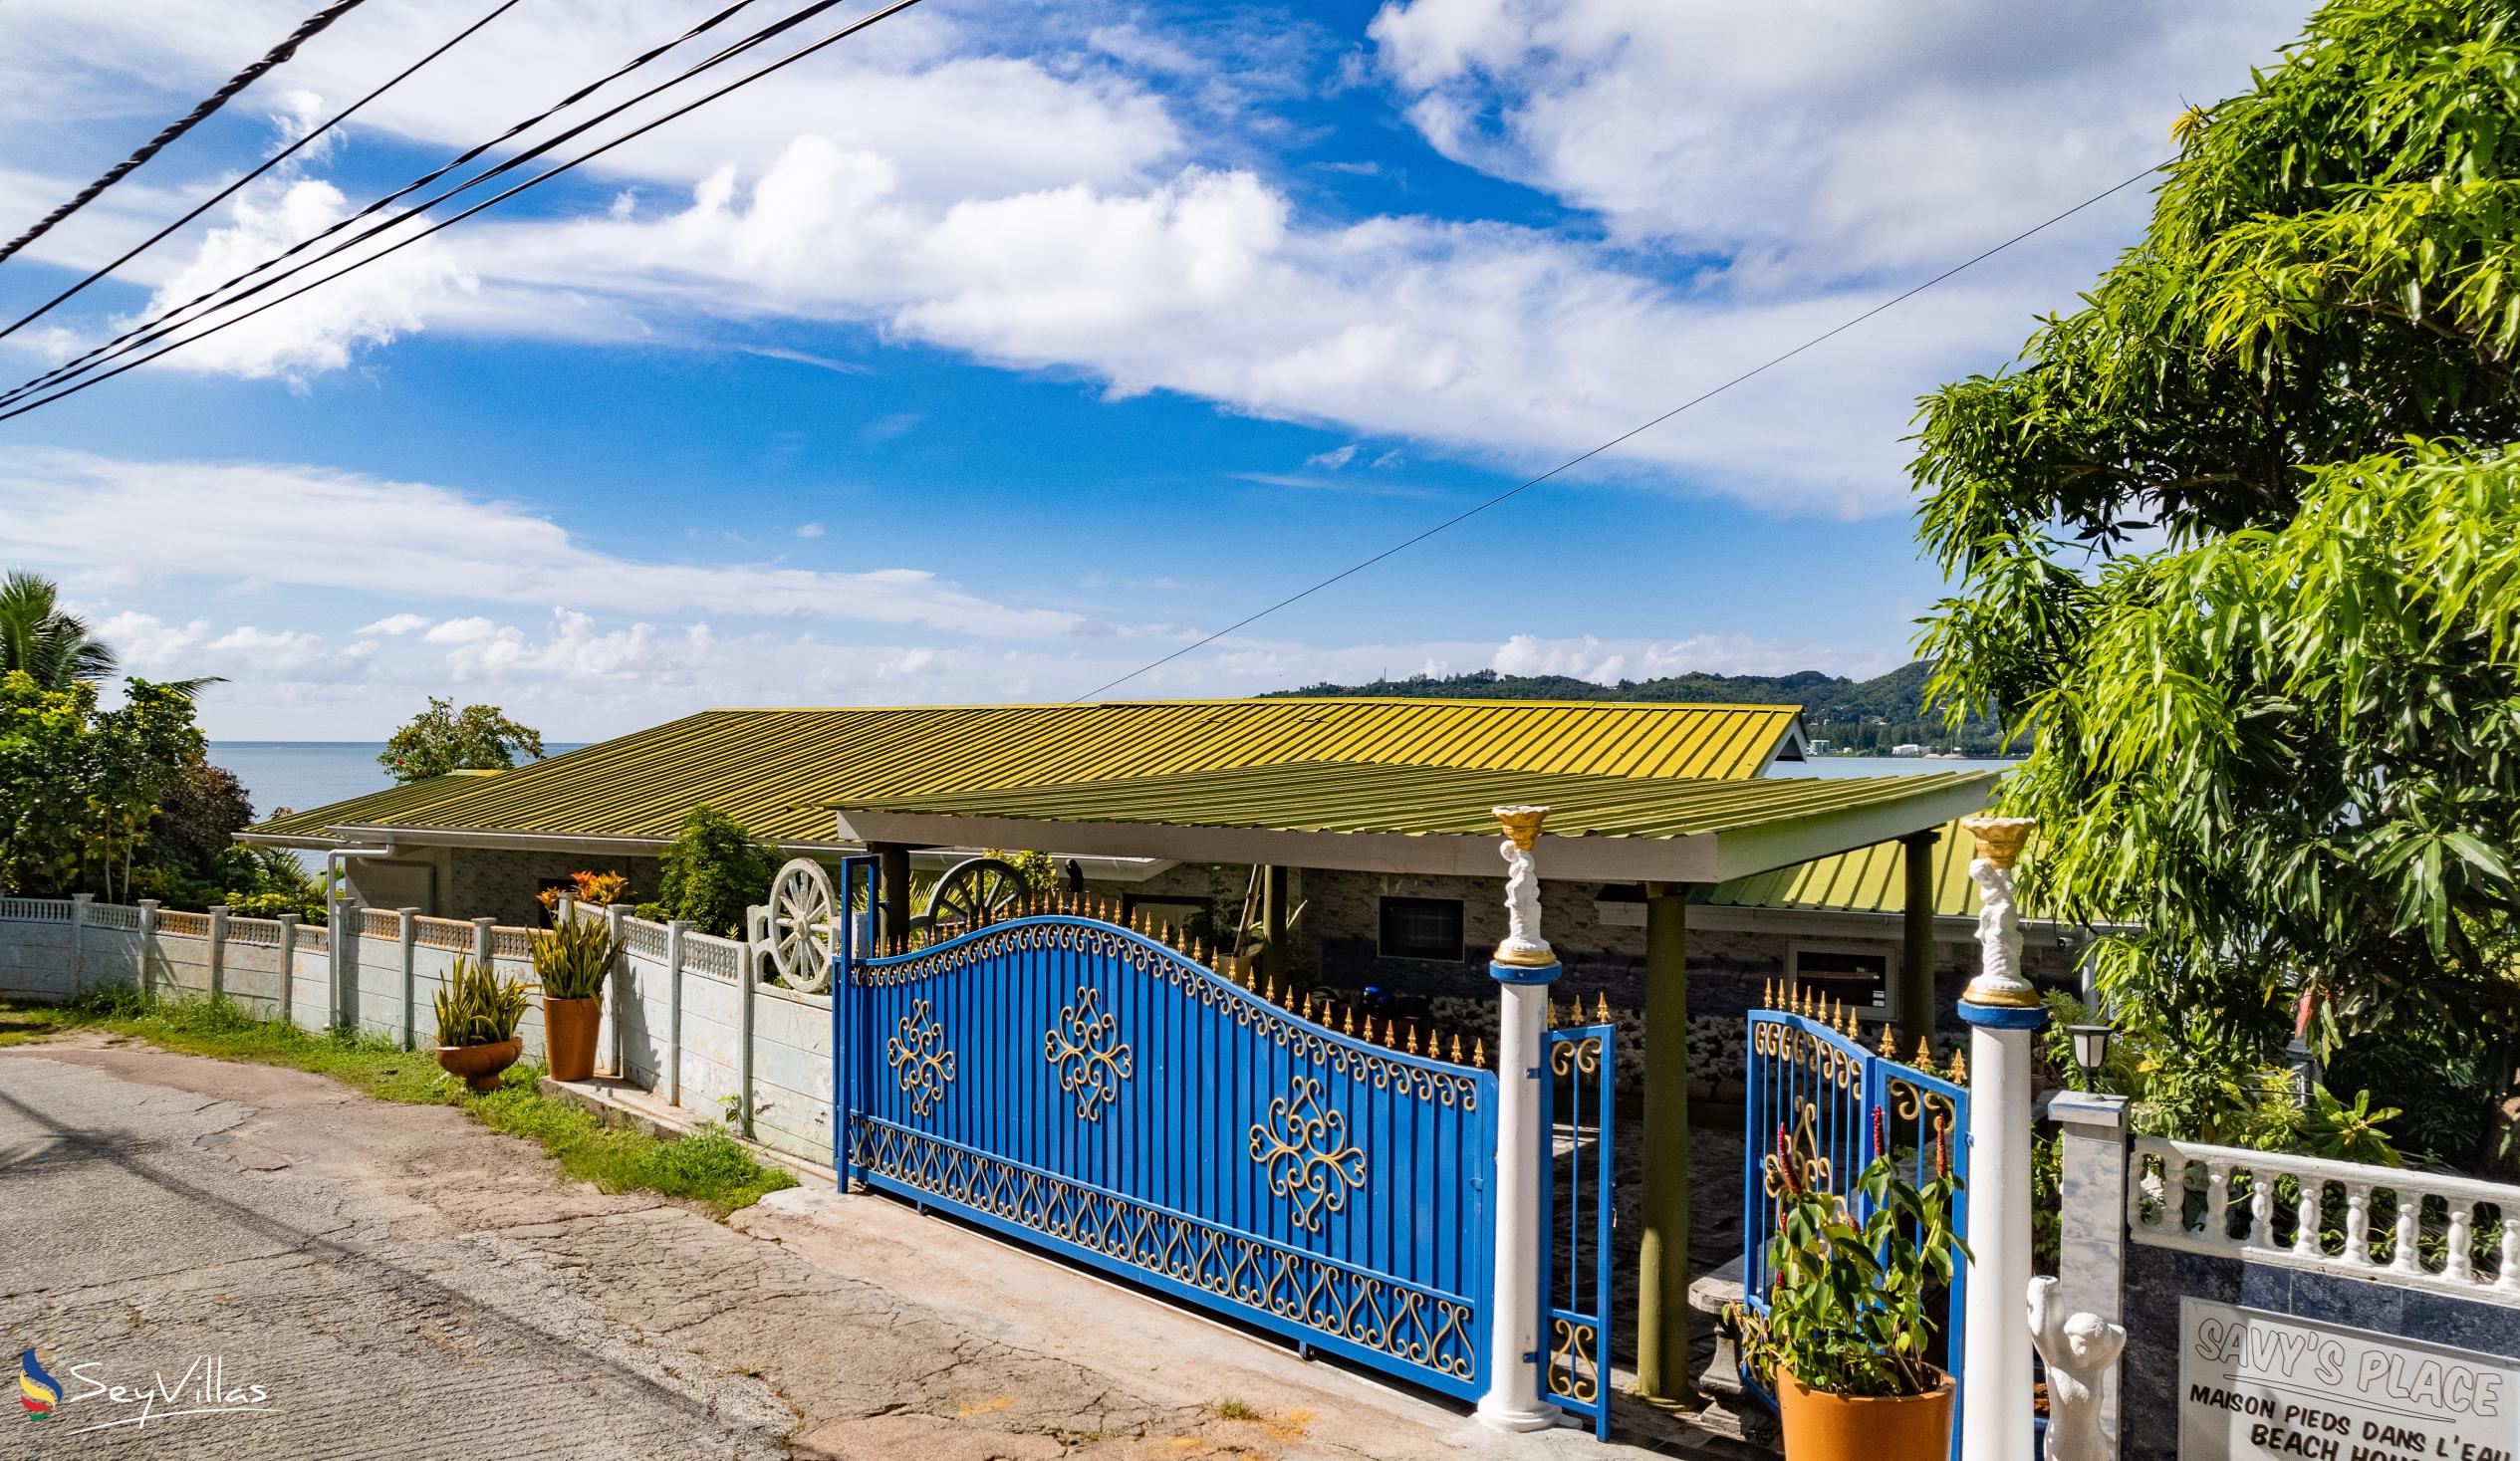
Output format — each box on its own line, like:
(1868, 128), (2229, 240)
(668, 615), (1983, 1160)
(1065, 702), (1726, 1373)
(1267, 660), (2019, 756)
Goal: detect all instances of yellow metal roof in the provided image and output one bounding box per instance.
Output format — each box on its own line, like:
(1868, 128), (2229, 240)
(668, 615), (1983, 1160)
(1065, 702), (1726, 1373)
(1697, 818), (1983, 917)
(832, 762), (1995, 883)
(245, 698), (1808, 847)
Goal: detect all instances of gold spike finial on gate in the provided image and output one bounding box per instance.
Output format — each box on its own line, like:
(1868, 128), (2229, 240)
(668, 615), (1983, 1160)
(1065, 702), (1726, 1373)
(1950, 1050), (1968, 1084)
(1406, 1028), (1420, 1056)
(1597, 992), (1612, 1023)
(1363, 1014), (1378, 1044)
(1912, 1037), (1934, 1071)
(1472, 1037), (1487, 1068)
(1343, 1007), (1357, 1037)
(1264, 974), (1278, 1003)
(1762, 977), (1775, 1009)
(1878, 1024), (1897, 1059)
(1450, 1033), (1465, 1063)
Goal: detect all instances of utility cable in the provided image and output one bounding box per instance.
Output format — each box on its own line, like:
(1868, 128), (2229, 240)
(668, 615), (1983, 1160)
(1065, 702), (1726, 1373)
(3, 0), (794, 406)
(0, 0), (375, 267)
(1066, 160), (2167, 702)
(0, 0), (931, 423)
(0, 0), (527, 344)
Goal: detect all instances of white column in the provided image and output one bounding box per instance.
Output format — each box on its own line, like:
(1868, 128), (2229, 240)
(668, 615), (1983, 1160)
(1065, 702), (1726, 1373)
(277, 914), (301, 1028)
(207, 904), (228, 1001)
(1479, 805), (1562, 1433)
(2051, 1090), (2131, 1458)
(397, 908), (419, 1050)
(606, 902), (630, 1079)
(666, 918), (690, 1106)
(136, 899), (158, 1000)
(69, 892), (90, 991)
(1956, 816), (2045, 1461)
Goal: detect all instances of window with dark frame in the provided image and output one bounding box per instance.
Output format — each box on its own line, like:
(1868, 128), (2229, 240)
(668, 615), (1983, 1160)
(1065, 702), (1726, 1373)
(1790, 945), (1892, 1012)
(1379, 896), (1464, 962)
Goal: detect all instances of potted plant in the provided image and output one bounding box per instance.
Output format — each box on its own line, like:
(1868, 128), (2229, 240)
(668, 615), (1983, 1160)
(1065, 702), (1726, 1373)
(1738, 1111), (1969, 1461)
(531, 915), (621, 1083)
(433, 955), (530, 1092)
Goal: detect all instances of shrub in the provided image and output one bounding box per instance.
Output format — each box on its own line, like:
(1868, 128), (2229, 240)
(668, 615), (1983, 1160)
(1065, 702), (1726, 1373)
(434, 956), (528, 1047)
(531, 916), (621, 1001)
(656, 806), (781, 937)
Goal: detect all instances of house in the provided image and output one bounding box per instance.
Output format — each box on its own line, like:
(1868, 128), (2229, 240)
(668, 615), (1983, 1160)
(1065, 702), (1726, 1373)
(243, 696), (2078, 1027)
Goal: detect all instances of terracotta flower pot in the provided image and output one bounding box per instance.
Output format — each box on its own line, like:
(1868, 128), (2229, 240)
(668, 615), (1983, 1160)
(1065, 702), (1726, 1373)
(1777, 1364), (1954, 1461)
(543, 996), (602, 1082)
(435, 1038), (523, 1093)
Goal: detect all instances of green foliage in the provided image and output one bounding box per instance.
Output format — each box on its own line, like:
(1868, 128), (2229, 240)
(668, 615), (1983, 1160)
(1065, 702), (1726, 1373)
(379, 697), (544, 783)
(656, 805), (781, 937)
(434, 956), (528, 1047)
(2295, 1086), (2404, 1166)
(1737, 1129), (1969, 1398)
(1910, 0), (2520, 1164)
(985, 848), (1061, 895)
(532, 915), (621, 1000)
(0, 571), (116, 687)
(0, 671), (212, 900)
(147, 762), (252, 874)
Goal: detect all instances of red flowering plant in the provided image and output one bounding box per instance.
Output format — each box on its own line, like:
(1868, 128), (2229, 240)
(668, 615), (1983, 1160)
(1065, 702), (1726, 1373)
(1733, 1108), (1969, 1398)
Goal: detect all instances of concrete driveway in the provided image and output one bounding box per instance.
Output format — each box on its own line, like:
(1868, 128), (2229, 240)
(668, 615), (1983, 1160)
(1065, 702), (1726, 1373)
(0, 1036), (1748, 1460)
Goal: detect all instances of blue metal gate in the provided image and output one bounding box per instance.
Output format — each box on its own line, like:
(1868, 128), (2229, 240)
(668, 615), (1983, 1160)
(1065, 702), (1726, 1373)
(1741, 995), (1969, 1446)
(833, 868), (1499, 1400)
(1540, 1018), (1616, 1439)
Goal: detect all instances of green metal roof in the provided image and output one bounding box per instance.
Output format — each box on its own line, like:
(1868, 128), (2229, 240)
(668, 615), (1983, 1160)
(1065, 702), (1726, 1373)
(242, 698), (1809, 849)
(831, 761), (1996, 883)
(1698, 817), (1981, 917)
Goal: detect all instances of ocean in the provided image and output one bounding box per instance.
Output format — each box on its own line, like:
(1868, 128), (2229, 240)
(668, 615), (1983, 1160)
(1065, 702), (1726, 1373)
(206, 741), (2018, 828)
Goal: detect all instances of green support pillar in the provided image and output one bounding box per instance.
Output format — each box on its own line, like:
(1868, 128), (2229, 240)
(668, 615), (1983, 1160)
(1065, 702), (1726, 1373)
(1259, 864), (1290, 986)
(1636, 881), (1695, 1404)
(875, 843), (912, 952)
(1900, 830), (1941, 1051)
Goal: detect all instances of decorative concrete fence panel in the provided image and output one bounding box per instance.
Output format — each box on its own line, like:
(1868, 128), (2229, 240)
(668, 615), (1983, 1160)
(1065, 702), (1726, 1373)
(220, 917), (287, 1021)
(750, 982), (833, 1163)
(0, 907), (78, 1001)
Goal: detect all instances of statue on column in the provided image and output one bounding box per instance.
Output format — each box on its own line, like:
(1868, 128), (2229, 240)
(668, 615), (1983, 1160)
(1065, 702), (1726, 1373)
(2028, 1276), (2127, 1461)
(1959, 814), (2040, 1007)
(1491, 805), (1553, 966)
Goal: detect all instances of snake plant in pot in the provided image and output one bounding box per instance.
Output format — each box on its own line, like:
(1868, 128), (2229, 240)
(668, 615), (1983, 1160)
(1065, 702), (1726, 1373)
(531, 916), (621, 1082)
(1736, 1110), (1969, 1461)
(432, 955), (531, 1092)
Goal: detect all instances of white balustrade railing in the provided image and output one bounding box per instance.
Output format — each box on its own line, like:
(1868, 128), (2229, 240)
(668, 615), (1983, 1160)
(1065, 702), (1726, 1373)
(0, 897), (73, 921)
(2129, 1134), (2520, 1306)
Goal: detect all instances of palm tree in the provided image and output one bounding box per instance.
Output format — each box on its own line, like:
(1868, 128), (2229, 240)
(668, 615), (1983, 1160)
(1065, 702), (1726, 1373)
(0, 571), (116, 687)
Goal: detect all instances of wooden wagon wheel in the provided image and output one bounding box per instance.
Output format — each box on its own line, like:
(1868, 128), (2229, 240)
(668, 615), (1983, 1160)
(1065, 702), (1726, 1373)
(763, 857), (836, 990)
(923, 855), (1031, 932)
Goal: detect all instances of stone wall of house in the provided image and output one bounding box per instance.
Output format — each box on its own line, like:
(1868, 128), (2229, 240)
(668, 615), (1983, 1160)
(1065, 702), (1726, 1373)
(426, 848), (664, 927)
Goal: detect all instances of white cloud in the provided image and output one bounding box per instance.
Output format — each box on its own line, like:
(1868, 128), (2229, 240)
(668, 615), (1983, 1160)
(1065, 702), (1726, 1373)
(1367, 0), (2305, 267)
(1305, 443), (1360, 470)
(794, 521), (827, 540)
(1493, 632), (1624, 684)
(0, 448), (1101, 640)
(357, 612), (431, 635)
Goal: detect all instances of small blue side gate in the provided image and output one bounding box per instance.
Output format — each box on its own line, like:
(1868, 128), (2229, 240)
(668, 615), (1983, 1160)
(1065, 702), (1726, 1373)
(833, 880), (1500, 1400)
(1742, 999), (1970, 1449)
(1541, 1019), (1617, 1439)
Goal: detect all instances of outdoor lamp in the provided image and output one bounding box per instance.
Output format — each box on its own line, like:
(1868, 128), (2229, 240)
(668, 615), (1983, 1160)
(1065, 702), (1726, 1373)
(2067, 1023), (2114, 1090)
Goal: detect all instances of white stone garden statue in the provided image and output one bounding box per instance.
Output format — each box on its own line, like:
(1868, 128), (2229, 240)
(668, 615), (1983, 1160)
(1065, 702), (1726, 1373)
(2027, 1275), (2128, 1461)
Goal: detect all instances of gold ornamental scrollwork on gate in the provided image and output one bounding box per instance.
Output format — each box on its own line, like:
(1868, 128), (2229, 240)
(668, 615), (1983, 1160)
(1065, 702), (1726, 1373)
(1249, 1077), (1369, 1231)
(885, 998), (956, 1116)
(1044, 986), (1134, 1121)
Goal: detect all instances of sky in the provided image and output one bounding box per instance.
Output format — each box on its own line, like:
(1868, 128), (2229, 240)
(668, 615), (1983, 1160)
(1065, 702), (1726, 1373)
(0, 0), (2314, 740)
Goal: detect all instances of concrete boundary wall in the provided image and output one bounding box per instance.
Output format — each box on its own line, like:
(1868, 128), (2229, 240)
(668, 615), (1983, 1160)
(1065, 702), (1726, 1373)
(0, 897), (834, 1166)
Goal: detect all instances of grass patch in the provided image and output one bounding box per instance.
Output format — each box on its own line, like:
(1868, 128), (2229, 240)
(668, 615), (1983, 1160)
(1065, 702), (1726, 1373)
(6, 990), (796, 1215)
(1211, 1398), (1262, 1421)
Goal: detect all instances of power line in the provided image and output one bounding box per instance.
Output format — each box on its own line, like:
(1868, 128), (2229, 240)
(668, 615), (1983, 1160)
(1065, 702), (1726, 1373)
(0, 0), (932, 423)
(0, 0), (527, 345)
(0, 0), (375, 268)
(3, 0), (795, 407)
(1067, 160), (2166, 703)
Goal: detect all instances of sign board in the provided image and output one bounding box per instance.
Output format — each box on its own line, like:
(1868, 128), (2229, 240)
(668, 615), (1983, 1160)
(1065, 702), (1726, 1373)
(2180, 1297), (2520, 1461)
